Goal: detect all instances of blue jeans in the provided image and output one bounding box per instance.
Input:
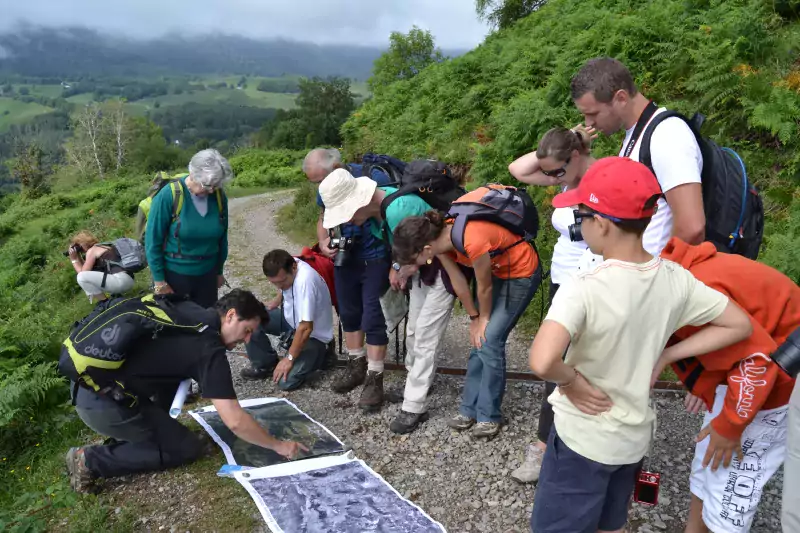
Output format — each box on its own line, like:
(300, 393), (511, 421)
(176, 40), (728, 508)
(459, 264), (542, 423)
(245, 308), (328, 390)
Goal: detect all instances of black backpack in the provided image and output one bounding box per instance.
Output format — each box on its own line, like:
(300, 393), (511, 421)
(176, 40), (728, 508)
(360, 153), (407, 185)
(379, 159), (467, 220)
(58, 293), (210, 406)
(639, 112), (764, 259)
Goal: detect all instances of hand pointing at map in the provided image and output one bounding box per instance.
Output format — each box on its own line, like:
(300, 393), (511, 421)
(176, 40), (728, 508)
(273, 440), (310, 460)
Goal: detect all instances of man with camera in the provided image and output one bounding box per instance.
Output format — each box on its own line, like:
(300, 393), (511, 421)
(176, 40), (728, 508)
(303, 148), (395, 410)
(240, 249), (335, 390)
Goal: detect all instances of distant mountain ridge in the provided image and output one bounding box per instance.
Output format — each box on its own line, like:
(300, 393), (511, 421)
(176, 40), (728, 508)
(0, 26), (465, 80)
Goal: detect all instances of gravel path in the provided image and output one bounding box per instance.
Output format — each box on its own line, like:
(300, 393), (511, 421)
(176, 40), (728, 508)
(223, 192), (784, 533)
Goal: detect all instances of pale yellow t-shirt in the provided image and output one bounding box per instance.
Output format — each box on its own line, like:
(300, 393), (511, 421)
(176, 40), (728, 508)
(546, 257), (729, 465)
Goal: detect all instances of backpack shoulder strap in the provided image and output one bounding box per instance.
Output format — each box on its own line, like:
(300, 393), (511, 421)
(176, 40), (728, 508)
(169, 180), (184, 222)
(638, 110), (697, 178)
(215, 189), (226, 224)
(449, 215), (469, 256)
(379, 190), (405, 221)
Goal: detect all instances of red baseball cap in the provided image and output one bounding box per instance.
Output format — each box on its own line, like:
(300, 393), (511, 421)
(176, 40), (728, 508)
(552, 157), (662, 219)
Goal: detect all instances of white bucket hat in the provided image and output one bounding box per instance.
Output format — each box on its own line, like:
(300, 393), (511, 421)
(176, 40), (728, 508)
(320, 168), (377, 229)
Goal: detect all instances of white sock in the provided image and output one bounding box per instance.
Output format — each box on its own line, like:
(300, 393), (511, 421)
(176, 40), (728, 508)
(367, 359), (384, 373)
(348, 347), (366, 360)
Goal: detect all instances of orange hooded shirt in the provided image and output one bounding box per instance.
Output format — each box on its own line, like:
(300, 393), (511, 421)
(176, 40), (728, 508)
(661, 237), (799, 440)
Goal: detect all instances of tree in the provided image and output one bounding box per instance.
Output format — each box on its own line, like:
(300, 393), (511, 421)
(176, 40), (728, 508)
(295, 77), (355, 147)
(11, 140), (50, 198)
(368, 26), (443, 94)
(475, 0), (546, 29)
(67, 103), (107, 179)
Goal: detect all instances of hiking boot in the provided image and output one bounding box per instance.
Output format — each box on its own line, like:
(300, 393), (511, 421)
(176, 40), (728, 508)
(331, 356), (367, 394)
(511, 444), (545, 483)
(447, 413), (476, 431)
(357, 371), (384, 412)
(65, 447), (96, 493)
(240, 366), (271, 381)
(384, 385), (404, 404)
(390, 410), (430, 434)
(471, 421), (501, 438)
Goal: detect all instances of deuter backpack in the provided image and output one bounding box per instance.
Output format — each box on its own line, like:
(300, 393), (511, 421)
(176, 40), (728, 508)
(447, 184), (539, 258)
(638, 112), (764, 259)
(58, 293), (210, 406)
(379, 159), (467, 219)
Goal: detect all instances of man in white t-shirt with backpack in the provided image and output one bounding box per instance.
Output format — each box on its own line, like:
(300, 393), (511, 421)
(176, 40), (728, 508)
(571, 56), (706, 259)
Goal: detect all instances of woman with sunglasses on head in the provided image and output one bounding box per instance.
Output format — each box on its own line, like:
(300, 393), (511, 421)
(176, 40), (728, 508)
(145, 149), (233, 308)
(506, 125), (597, 483)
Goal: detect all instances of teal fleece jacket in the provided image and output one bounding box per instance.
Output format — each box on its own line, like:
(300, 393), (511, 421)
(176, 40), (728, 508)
(145, 177), (228, 282)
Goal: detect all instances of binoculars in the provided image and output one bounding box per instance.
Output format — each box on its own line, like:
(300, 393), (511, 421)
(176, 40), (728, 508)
(772, 325), (800, 378)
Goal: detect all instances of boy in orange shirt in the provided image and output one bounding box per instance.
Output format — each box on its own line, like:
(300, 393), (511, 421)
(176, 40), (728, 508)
(654, 237), (800, 533)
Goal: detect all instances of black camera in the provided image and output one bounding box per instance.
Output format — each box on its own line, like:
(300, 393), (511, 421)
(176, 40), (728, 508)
(278, 329), (295, 351)
(328, 228), (357, 268)
(771, 325), (800, 378)
(63, 245), (82, 257)
(568, 223), (583, 242)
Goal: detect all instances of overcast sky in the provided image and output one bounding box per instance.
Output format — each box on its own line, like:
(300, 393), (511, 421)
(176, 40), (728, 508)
(0, 0), (490, 49)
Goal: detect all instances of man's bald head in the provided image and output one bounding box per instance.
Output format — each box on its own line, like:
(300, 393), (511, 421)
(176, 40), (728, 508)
(302, 148), (343, 183)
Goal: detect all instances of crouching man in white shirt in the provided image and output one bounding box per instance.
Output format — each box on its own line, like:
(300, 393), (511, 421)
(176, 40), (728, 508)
(240, 249), (335, 390)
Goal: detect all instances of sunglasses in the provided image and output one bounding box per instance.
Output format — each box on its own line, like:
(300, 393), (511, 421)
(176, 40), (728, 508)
(572, 209), (623, 225)
(541, 157), (571, 178)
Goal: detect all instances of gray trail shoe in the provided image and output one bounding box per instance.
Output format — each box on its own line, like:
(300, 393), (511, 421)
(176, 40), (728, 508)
(66, 447), (97, 493)
(471, 421), (501, 438)
(447, 413), (476, 431)
(358, 370), (384, 412)
(331, 356), (367, 393)
(510, 444), (545, 483)
(389, 410), (430, 434)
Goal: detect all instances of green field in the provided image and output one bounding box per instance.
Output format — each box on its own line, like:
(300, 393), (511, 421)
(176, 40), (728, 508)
(0, 97), (52, 131)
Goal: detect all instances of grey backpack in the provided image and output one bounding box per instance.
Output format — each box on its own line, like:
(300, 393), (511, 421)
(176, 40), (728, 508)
(102, 237), (148, 274)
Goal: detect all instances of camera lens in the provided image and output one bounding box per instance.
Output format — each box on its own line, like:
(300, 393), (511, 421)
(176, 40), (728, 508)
(568, 224), (583, 242)
(771, 326), (800, 378)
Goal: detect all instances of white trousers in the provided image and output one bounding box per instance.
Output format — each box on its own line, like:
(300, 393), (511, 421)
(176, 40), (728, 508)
(77, 271), (134, 300)
(783, 381), (800, 533)
(402, 271), (454, 414)
(690, 386), (788, 533)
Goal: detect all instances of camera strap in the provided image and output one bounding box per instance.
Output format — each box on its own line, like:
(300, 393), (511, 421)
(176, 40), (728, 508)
(622, 101), (658, 158)
(643, 398), (658, 471)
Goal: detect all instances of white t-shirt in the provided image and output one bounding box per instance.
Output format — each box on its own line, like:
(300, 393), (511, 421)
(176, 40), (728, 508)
(282, 259), (334, 344)
(545, 257), (728, 465)
(619, 107), (704, 255)
(550, 206), (589, 285)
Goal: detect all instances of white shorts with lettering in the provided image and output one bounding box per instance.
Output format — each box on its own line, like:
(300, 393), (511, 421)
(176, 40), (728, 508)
(690, 385), (788, 533)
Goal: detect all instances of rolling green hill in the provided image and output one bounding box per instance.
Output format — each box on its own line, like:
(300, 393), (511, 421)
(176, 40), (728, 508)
(0, 97), (52, 131)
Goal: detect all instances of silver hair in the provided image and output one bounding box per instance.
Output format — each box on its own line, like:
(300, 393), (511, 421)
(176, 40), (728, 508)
(188, 149), (234, 188)
(302, 148), (341, 175)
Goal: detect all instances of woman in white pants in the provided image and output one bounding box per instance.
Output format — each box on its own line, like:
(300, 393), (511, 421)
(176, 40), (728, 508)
(68, 231), (135, 303)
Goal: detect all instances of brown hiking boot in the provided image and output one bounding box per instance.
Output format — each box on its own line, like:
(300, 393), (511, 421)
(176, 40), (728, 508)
(66, 447), (97, 494)
(331, 356), (367, 393)
(358, 371), (384, 412)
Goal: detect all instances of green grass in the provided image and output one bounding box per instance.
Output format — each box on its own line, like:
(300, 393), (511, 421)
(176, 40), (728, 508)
(0, 98), (53, 131)
(65, 94), (94, 105)
(22, 84), (65, 99)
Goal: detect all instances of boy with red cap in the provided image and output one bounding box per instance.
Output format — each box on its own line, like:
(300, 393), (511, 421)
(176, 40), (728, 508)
(528, 156), (753, 533)
(651, 237), (799, 533)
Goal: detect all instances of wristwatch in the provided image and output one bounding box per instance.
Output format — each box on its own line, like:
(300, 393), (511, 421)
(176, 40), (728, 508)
(392, 262), (401, 272)
(469, 313), (480, 321)
(285, 353), (295, 362)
